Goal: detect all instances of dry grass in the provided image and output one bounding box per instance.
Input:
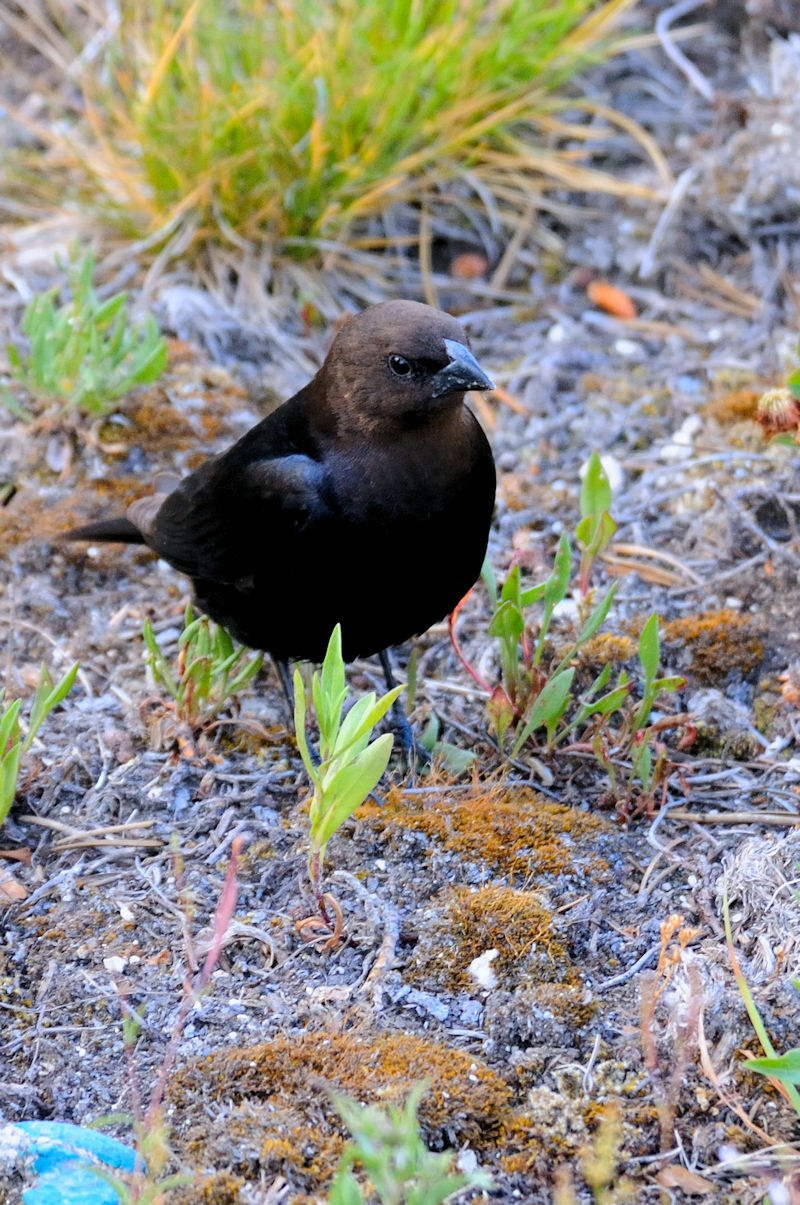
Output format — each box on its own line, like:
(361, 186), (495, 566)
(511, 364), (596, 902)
(0, 0), (666, 279)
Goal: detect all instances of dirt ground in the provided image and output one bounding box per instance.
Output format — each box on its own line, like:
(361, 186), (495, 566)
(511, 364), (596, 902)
(4, 7), (800, 1204)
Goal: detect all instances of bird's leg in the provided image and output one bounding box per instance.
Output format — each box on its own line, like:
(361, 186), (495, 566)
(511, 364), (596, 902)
(275, 657), (320, 767)
(378, 648), (430, 772)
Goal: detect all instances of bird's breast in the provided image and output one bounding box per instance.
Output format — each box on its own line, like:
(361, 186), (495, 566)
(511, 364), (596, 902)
(326, 428), (484, 523)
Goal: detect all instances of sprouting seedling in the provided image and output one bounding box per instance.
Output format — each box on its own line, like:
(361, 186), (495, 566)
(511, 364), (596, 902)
(4, 243), (167, 418)
(329, 1080), (491, 1205)
(294, 624), (402, 909)
(478, 539), (620, 752)
(622, 613), (684, 810)
(143, 604), (263, 731)
(1, 662), (79, 825)
(631, 613), (685, 734)
(576, 452), (617, 596)
(509, 578), (619, 756)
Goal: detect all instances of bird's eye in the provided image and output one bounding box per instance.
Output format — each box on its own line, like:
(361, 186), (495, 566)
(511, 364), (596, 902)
(388, 355), (412, 377)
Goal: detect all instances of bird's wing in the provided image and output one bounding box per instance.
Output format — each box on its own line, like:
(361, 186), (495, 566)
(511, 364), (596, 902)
(133, 452), (330, 585)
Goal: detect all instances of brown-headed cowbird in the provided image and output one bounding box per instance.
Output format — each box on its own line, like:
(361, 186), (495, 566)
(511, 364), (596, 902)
(65, 300), (496, 671)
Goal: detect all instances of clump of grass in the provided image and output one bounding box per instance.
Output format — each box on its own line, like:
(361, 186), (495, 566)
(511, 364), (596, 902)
(142, 604), (263, 757)
(4, 244), (166, 418)
(1, 662), (79, 825)
(1, 0), (659, 262)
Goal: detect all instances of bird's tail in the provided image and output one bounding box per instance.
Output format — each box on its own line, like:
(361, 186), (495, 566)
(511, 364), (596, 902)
(63, 517), (146, 544)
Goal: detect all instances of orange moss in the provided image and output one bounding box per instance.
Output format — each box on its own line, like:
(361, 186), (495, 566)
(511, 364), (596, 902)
(499, 1112), (570, 1175)
(122, 388), (198, 450)
(661, 610), (763, 684)
(169, 1030), (512, 1154)
(359, 790), (612, 882)
(703, 386), (764, 424)
(172, 1170), (244, 1203)
(167, 1034), (511, 1198)
(408, 886), (566, 990)
(181, 1103), (347, 1194)
(580, 610), (763, 688)
(3, 491), (78, 547)
(577, 632), (638, 673)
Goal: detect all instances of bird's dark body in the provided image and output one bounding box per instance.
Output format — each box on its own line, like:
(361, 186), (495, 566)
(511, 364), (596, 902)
(66, 301), (496, 664)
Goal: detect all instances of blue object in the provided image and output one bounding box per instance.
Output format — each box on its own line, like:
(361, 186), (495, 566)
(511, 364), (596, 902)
(6, 1121), (139, 1205)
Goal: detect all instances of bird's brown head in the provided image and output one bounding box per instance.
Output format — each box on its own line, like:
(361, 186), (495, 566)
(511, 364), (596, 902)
(311, 300), (494, 437)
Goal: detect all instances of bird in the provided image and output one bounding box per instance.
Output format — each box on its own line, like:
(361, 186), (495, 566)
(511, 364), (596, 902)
(64, 299), (496, 718)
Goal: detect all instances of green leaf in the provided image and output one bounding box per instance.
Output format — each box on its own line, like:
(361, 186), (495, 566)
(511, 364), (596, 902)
(500, 563), (522, 607)
(419, 713), (440, 751)
(328, 1166), (365, 1205)
(1, 749), (23, 822)
(638, 612), (660, 683)
(428, 740), (476, 775)
(0, 698), (22, 750)
(580, 451), (612, 518)
(331, 685), (403, 763)
(574, 514), (592, 546)
(129, 335), (168, 386)
(487, 598), (524, 642)
(744, 1049), (800, 1084)
(311, 733), (393, 851)
(93, 294), (128, 325)
(317, 623), (347, 745)
(575, 582), (618, 648)
(512, 666), (575, 755)
(652, 674), (685, 694)
(519, 582), (546, 607)
(293, 668), (317, 784)
(480, 556), (498, 606)
(534, 534), (571, 667)
(544, 534), (571, 609)
(24, 662), (79, 752)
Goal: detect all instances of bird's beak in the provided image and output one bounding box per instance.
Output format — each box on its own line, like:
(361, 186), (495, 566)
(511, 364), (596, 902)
(431, 339), (495, 399)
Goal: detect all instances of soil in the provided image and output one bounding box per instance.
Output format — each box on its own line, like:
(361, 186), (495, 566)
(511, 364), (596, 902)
(3, 7), (800, 1204)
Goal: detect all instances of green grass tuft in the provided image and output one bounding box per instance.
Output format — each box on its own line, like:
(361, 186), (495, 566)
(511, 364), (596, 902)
(1, 0), (656, 262)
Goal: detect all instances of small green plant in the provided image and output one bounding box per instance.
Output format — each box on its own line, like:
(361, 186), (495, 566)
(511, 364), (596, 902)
(457, 498), (685, 811)
(479, 539), (622, 751)
(294, 624), (402, 906)
(5, 244), (166, 417)
(143, 604), (263, 732)
(576, 452), (617, 596)
(1, 662), (79, 824)
(329, 1080), (491, 1205)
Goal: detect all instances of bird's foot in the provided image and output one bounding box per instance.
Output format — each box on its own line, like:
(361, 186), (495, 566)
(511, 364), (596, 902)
(392, 700), (432, 777)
